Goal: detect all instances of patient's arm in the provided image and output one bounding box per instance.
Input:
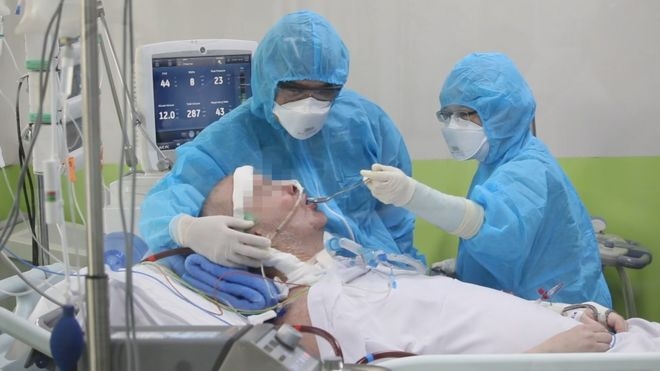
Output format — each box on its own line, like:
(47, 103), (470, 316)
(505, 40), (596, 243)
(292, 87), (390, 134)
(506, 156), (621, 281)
(273, 288), (320, 357)
(536, 301), (628, 333)
(580, 306), (628, 333)
(526, 316), (613, 353)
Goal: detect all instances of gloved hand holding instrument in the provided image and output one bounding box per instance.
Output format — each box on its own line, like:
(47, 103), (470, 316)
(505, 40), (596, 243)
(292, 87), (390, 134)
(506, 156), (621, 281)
(360, 163), (484, 239)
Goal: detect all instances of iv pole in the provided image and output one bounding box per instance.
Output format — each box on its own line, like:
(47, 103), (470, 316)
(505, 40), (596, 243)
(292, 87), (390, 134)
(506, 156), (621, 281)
(81, 0), (111, 369)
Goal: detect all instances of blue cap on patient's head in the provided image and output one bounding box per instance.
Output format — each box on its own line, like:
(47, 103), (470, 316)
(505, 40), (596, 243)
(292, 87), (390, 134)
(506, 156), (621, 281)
(103, 232), (149, 271)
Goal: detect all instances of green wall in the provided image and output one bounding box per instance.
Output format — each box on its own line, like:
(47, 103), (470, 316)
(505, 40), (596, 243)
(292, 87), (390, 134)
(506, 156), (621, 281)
(0, 164), (124, 224)
(2, 157), (659, 321)
(412, 157), (660, 322)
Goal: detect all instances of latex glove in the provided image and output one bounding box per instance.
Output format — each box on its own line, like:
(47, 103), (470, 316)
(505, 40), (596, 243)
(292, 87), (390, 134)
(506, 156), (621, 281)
(170, 214), (271, 267)
(360, 163), (416, 206)
(406, 181), (484, 239)
(430, 258), (457, 277)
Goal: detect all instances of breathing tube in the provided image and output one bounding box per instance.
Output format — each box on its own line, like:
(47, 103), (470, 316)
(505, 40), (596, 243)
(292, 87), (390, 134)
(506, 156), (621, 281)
(324, 235), (426, 274)
(231, 166), (425, 290)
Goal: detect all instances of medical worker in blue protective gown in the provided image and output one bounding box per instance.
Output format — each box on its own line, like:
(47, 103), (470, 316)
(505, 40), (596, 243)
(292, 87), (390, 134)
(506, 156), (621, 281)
(361, 52), (611, 307)
(139, 10), (424, 272)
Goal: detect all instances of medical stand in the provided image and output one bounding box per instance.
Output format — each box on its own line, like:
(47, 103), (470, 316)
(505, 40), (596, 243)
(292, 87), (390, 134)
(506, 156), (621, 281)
(77, 0), (111, 368)
(3, 2), (149, 369)
(598, 232), (653, 318)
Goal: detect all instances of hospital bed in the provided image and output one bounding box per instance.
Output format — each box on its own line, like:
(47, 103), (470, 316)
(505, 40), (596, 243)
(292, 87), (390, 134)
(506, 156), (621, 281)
(1, 262), (660, 371)
(378, 353), (660, 371)
(0, 264), (63, 370)
(0, 260), (392, 371)
(432, 222), (654, 319)
(597, 231), (653, 318)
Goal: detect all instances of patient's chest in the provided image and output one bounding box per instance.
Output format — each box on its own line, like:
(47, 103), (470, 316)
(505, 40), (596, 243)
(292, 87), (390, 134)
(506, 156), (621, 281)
(307, 268), (579, 363)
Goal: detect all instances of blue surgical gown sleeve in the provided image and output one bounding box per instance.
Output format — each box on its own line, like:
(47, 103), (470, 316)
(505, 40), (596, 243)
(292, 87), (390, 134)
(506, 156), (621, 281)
(363, 100), (421, 262)
(140, 10), (423, 266)
(138, 144), (227, 253)
(139, 94), (425, 265)
(441, 52), (610, 307)
(456, 139), (611, 307)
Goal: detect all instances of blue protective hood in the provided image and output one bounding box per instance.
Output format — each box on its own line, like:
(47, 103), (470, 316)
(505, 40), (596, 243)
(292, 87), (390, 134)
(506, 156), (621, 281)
(139, 11), (423, 269)
(437, 53), (611, 306)
(250, 10), (349, 130)
(439, 52), (536, 165)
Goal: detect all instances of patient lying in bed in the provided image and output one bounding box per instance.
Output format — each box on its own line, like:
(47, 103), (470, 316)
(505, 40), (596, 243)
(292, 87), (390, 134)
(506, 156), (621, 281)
(193, 167), (660, 362)
(25, 167), (660, 365)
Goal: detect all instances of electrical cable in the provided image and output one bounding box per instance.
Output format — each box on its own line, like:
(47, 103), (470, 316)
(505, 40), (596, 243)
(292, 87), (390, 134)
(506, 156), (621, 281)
(0, 248), (65, 296)
(0, 277), (54, 297)
(34, 0), (66, 269)
(57, 37), (90, 310)
(14, 76), (38, 265)
(2, 244), (241, 324)
(0, 163), (66, 266)
(0, 42), (54, 268)
(0, 168), (68, 266)
(118, 0), (140, 369)
(1, 165), (67, 267)
(0, 0), (66, 307)
(2, 246), (74, 275)
(0, 10), (62, 254)
(0, 251), (64, 306)
(134, 263), (239, 324)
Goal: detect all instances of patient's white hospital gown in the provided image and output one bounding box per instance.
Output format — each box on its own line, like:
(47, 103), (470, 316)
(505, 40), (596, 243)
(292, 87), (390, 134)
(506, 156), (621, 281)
(306, 264), (660, 363)
(25, 263), (660, 364)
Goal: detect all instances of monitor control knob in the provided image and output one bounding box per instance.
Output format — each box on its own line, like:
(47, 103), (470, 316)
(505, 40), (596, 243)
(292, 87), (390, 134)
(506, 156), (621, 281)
(275, 324), (302, 349)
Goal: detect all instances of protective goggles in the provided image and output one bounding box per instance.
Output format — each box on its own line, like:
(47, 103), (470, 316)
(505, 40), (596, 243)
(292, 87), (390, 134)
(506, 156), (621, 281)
(277, 81), (342, 103)
(435, 109), (478, 125)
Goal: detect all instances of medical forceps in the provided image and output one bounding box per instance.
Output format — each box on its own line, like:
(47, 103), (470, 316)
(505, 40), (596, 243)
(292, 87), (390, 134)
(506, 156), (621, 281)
(306, 179), (368, 204)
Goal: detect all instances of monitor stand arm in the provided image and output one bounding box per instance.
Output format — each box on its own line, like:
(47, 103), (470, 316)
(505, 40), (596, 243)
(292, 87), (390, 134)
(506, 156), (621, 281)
(96, 1), (171, 174)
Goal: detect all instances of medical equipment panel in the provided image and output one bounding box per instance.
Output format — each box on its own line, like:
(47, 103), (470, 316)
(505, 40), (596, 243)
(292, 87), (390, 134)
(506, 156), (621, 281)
(108, 324), (389, 370)
(134, 39), (257, 173)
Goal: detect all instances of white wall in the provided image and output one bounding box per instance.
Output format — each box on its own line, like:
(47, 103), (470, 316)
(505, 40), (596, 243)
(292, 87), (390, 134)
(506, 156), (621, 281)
(1, 0), (658, 166)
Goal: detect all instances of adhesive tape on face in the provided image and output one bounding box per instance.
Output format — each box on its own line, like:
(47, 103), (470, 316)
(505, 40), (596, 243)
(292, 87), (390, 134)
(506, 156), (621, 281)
(232, 165), (254, 220)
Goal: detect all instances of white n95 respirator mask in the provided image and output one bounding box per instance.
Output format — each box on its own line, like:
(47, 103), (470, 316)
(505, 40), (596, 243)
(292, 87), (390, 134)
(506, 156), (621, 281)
(441, 117), (489, 161)
(273, 97), (331, 140)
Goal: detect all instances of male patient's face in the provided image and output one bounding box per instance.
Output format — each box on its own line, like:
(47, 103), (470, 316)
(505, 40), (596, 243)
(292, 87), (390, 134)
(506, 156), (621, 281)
(248, 177), (327, 238)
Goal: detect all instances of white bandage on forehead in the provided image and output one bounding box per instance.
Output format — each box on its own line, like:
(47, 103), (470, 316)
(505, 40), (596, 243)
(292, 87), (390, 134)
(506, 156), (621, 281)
(232, 165), (254, 219)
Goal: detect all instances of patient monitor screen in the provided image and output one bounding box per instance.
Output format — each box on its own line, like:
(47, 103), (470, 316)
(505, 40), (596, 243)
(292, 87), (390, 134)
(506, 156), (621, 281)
(135, 39), (256, 173)
(151, 54), (252, 151)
